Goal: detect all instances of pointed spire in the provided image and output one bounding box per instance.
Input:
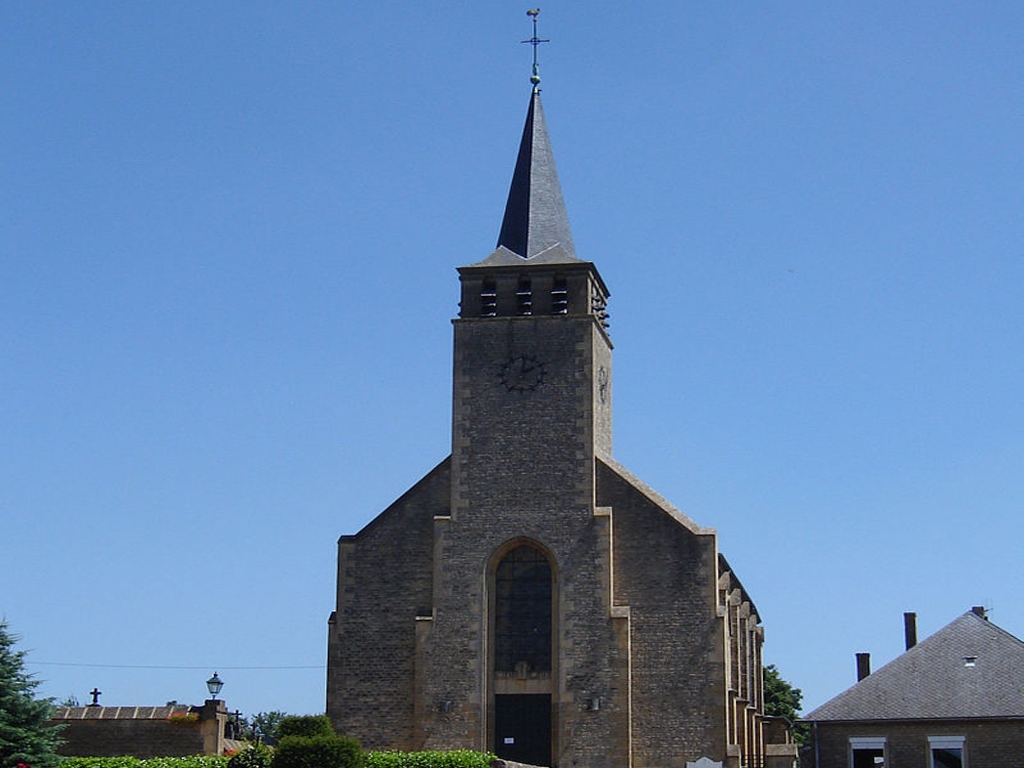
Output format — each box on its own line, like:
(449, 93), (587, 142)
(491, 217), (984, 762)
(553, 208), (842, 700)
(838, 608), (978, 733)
(496, 90), (578, 261)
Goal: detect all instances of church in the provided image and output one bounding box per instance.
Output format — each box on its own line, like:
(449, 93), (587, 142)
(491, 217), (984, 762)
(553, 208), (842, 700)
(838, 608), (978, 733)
(326, 64), (789, 768)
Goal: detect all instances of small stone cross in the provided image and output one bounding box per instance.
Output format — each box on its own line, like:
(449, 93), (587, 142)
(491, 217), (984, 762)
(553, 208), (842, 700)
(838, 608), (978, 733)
(89, 687), (102, 706)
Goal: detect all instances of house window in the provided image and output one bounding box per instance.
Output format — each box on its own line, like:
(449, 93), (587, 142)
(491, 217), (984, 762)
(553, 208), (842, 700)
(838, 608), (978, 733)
(494, 545), (551, 673)
(928, 736), (965, 768)
(849, 737), (885, 768)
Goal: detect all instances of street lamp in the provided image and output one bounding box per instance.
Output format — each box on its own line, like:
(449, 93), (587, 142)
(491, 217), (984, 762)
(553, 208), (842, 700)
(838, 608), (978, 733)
(206, 672), (224, 700)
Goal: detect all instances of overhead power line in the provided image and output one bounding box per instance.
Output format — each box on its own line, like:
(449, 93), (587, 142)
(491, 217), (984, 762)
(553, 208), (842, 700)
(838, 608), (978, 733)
(31, 661), (325, 670)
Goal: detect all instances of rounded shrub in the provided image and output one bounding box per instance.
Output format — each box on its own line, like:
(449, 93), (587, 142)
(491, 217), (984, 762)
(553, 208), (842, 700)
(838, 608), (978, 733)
(275, 716), (335, 740)
(272, 735), (364, 768)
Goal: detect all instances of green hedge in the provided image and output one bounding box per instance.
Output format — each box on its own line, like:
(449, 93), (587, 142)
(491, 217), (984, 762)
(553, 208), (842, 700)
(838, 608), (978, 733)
(61, 750), (495, 768)
(366, 751), (495, 768)
(272, 735), (363, 768)
(62, 758), (229, 768)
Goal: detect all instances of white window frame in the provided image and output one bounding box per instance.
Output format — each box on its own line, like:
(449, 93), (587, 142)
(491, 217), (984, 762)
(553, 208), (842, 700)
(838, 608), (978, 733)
(849, 736), (886, 768)
(928, 735), (966, 768)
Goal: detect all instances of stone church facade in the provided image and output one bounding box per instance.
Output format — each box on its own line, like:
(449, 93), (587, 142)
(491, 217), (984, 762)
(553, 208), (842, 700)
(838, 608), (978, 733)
(326, 87), (784, 768)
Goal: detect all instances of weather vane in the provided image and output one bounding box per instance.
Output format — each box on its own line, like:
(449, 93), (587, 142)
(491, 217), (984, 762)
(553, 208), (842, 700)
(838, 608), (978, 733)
(522, 9), (549, 91)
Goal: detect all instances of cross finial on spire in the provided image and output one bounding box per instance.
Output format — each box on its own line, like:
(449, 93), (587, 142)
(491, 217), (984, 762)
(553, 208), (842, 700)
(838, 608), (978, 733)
(521, 9), (549, 92)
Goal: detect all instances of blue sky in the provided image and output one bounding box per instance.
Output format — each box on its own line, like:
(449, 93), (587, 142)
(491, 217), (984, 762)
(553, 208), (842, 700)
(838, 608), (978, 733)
(3, 2), (1022, 718)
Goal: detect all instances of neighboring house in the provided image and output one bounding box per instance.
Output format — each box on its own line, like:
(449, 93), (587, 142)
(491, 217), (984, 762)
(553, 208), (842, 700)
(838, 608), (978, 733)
(325, 79), (796, 768)
(49, 699), (237, 758)
(802, 607), (1024, 768)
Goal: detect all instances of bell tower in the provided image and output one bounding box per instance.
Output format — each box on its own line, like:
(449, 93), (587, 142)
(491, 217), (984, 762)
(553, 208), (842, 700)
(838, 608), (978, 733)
(411, 81), (625, 765)
(452, 87), (613, 477)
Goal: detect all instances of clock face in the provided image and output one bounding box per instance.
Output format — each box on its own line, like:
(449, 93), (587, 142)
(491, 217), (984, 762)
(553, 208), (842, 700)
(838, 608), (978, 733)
(500, 355), (546, 392)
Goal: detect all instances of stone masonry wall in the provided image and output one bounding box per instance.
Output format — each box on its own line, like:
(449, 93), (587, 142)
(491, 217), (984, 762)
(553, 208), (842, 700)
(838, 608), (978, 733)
(413, 312), (628, 767)
(597, 460), (726, 768)
(49, 706), (217, 758)
(326, 458), (450, 748)
(808, 718), (1024, 768)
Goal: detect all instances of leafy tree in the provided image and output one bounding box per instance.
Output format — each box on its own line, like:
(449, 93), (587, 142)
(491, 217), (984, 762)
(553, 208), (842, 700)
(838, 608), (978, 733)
(763, 663), (809, 746)
(245, 711), (288, 744)
(0, 620), (64, 768)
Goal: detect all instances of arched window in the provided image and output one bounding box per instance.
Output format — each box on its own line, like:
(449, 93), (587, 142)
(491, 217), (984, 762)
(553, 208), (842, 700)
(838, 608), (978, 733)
(494, 545), (552, 673)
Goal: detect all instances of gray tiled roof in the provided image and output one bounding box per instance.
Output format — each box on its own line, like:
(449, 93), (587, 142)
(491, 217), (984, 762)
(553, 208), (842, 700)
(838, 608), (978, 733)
(804, 611), (1024, 721)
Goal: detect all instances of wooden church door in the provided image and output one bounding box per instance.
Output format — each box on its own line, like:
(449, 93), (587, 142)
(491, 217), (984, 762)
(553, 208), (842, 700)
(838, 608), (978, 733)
(495, 694), (551, 766)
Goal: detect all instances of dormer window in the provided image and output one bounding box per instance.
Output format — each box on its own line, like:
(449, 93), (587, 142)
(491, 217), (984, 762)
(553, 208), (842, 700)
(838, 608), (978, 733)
(516, 277), (532, 315)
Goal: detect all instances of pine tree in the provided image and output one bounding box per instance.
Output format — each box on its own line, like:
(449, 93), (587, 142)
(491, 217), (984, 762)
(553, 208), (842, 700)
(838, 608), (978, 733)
(0, 621), (63, 768)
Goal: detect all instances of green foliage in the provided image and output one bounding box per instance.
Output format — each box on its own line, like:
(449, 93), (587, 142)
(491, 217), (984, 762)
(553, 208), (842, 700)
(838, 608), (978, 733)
(62, 758), (228, 768)
(366, 751), (496, 768)
(227, 745), (273, 768)
(272, 735), (363, 768)
(763, 663), (809, 747)
(244, 712), (288, 743)
(0, 620), (65, 768)
(275, 716), (333, 740)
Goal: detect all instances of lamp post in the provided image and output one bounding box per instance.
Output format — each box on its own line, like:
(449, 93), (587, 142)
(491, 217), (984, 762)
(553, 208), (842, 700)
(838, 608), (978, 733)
(206, 672), (224, 701)
(201, 672), (228, 757)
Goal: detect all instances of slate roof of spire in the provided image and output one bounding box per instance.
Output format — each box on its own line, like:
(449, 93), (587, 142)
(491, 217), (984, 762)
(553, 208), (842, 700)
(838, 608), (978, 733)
(484, 89), (578, 265)
(804, 610), (1024, 721)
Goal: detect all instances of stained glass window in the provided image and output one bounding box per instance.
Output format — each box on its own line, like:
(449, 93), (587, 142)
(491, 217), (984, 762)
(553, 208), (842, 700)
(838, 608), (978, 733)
(495, 545), (552, 673)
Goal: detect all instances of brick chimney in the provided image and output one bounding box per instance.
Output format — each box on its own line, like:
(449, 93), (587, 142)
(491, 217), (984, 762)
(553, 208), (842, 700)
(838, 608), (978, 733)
(856, 652), (871, 681)
(904, 612), (917, 649)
